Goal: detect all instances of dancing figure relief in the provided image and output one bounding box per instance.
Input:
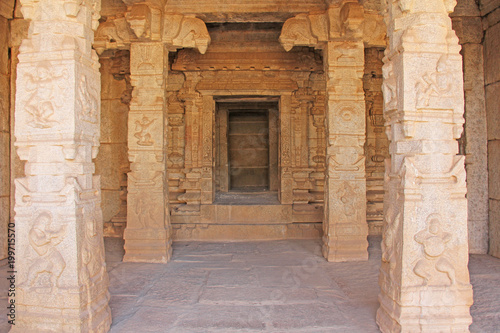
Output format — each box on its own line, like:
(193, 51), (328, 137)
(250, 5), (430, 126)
(25, 212), (67, 291)
(134, 116), (155, 146)
(416, 55), (454, 108)
(23, 64), (65, 129)
(413, 215), (457, 286)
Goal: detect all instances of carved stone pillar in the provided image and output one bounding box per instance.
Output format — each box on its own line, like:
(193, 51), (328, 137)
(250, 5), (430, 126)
(451, 1), (489, 254)
(13, 0), (111, 331)
(322, 39), (369, 262)
(124, 42), (171, 263)
(376, 1), (473, 331)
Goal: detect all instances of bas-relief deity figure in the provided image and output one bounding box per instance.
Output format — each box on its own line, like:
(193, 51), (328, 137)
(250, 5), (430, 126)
(413, 215), (457, 286)
(24, 64), (65, 129)
(25, 212), (67, 291)
(134, 116), (155, 146)
(416, 55), (454, 108)
(77, 74), (99, 124)
(134, 193), (159, 228)
(338, 182), (356, 217)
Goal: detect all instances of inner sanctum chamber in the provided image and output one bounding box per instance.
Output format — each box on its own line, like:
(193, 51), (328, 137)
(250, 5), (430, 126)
(5, 0), (499, 331)
(101, 22), (388, 249)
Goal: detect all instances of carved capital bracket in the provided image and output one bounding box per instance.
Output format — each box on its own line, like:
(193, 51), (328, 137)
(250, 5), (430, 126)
(94, 17), (135, 54)
(163, 14), (211, 55)
(339, 1), (364, 38)
(125, 3), (163, 41)
(280, 3), (386, 52)
(279, 13), (327, 51)
(20, 0), (101, 30)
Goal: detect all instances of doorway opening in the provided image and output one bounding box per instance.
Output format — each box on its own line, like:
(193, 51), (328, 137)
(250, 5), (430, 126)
(228, 110), (269, 191)
(215, 98), (279, 204)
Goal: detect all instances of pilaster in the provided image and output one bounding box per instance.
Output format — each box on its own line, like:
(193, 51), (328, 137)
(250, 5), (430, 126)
(13, 0), (111, 331)
(376, 0), (473, 331)
(124, 42), (171, 263)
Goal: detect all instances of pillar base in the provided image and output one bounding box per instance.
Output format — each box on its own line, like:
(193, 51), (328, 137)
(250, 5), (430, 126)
(12, 285), (111, 333)
(124, 228), (172, 263)
(322, 235), (369, 262)
(376, 285), (473, 333)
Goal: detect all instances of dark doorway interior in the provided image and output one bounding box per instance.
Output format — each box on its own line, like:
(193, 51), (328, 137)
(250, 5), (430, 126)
(228, 110), (269, 191)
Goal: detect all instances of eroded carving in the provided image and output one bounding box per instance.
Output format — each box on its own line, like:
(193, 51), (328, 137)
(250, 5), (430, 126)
(164, 14), (211, 54)
(77, 74), (99, 124)
(133, 192), (159, 228)
(126, 4), (151, 39)
(382, 61), (397, 111)
(23, 63), (67, 129)
(279, 14), (318, 52)
(414, 215), (457, 286)
(25, 212), (67, 291)
(338, 182), (356, 216)
(134, 116), (155, 146)
(415, 55), (454, 109)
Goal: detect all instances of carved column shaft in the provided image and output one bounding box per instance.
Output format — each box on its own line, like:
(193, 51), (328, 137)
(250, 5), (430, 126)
(322, 40), (369, 262)
(124, 42), (171, 263)
(13, 0), (111, 331)
(376, 1), (473, 331)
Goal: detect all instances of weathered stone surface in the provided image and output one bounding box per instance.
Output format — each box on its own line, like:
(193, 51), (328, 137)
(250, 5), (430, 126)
(124, 42), (172, 263)
(0, 196), (8, 256)
(488, 140), (500, 200)
(486, 82), (500, 140)
(172, 223), (322, 241)
(96, 144), (128, 190)
(101, 189), (121, 223)
(452, 17), (483, 44)
(460, 42), (489, 254)
(0, 75), (9, 133)
(377, 0), (473, 331)
(484, 5), (500, 27)
(451, 0), (481, 16)
(490, 199), (500, 258)
(0, 17), (8, 76)
(11, 0), (111, 331)
(479, 0), (500, 16)
(484, 21), (500, 85)
(0, 133), (9, 197)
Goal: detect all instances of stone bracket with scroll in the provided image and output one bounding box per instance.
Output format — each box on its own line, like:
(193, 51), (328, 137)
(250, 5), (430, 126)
(163, 14), (211, 54)
(279, 13), (328, 51)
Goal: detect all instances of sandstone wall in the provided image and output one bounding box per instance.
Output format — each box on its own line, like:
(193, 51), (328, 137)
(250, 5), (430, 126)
(482, 0), (500, 257)
(96, 51), (131, 237)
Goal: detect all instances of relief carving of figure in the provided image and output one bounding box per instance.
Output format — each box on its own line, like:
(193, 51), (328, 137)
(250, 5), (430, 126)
(416, 55), (454, 108)
(414, 215), (457, 286)
(382, 208), (401, 280)
(24, 63), (65, 129)
(338, 182), (356, 216)
(134, 193), (159, 228)
(25, 212), (67, 291)
(134, 116), (155, 146)
(77, 74), (99, 124)
(381, 62), (397, 111)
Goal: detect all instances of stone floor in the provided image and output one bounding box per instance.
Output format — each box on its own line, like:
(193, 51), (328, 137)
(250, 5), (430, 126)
(0, 236), (499, 332)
